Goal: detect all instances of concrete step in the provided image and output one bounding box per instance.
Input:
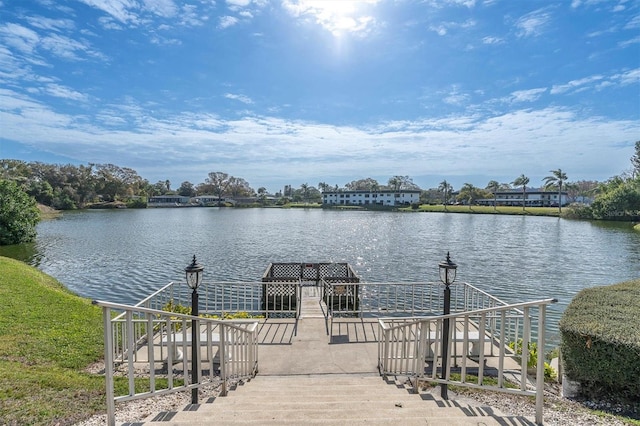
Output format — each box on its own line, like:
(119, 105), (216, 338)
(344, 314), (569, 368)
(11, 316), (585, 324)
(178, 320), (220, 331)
(143, 416), (517, 426)
(144, 406), (509, 425)
(137, 374), (532, 426)
(194, 398), (452, 411)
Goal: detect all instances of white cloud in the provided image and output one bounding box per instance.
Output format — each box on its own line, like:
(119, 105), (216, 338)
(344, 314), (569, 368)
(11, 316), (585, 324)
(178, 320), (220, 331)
(482, 36), (503, 44)
(77, 0), (140, 25)
(26, 16), (75, 32)
(619, 35), (640, 48)
(613, 67), (640, 86)
(142, 0), (178, 18)
(178, 4), (209, 27)
(44, 83), (89, 102)
(226, 0), (251, 10)
(515, 9), (552, 38)
(227, 0), (252, 7)
(424, 0), (476, 7)
(624, 14), (640, 29)
(219, 16), (239, 29)
(508, 88), (547, 103)
(225, 93), (254, 104)
(441, 86), (470, 106)
(282, 0), (380, 37)
(0, 23), (40, 55)
(550, 75), (603, 94)
(430, 19), (475, 36)
(1, 85), (637, 186)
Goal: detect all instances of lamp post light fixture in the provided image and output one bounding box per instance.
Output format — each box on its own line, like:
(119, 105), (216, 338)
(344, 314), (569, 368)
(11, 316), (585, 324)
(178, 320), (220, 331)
(438, 252), (457, 399)
(185, 255), (204, 404)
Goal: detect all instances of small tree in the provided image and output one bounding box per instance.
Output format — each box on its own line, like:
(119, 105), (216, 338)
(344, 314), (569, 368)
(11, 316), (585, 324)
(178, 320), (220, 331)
(486, 180), (500, 211)
(438, 180), (453, 211)
(543, 169), (568, 213)
(631, 140), (640, 179)
(512, 174), (530, 211)
(0, 179), (41, 245)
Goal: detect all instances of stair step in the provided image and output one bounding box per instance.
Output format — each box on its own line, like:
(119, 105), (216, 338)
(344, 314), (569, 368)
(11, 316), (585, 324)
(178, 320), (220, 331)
(145, 406), (506, 425)
(135, 374), (533, 426)
(143, 416), (514, 426)
(208, 394), (428, 404)
(196, 399), (461, 411)
(230, 383), (417, 394)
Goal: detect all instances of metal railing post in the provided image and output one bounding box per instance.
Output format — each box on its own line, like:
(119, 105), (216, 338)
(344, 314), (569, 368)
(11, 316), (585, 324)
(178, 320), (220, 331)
(535, 304), (547, 425)
(220, 322), (227, 396)
(102, 306), (116, 426)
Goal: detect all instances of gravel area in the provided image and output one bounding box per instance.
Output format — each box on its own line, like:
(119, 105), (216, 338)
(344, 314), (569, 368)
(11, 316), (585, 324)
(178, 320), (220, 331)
(452, 382), (638, 426)
(75, 378), (638, 425)
(74, 381), (225, 426)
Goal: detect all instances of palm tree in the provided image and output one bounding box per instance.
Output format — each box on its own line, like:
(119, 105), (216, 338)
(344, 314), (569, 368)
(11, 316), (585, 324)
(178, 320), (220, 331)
(459, 183), (476, 210)
(318, 182), (331, 193)
(543, 169), (568, 213)
(438, 180), (453, 211)
(486, 180), (500, 211)
(300, 183), (309, 204)
(257, 187), (267, 205)
(512, 174), (530, 211)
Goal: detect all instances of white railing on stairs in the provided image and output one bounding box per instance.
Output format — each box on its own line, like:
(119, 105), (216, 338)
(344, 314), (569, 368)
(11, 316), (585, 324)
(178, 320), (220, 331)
(93, 300), (259, 426)
(377, 298), (556, 425)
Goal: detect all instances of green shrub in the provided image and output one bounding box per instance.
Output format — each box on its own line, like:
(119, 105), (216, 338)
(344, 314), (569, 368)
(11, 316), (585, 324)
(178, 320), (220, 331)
(508, 339), (557, 380)
(561, 203), (593, 219)
(126, 198), (147, 208)
(0, 180), (40, 245)
(559, 279), (640, 402)
(162, 301), (264, 319)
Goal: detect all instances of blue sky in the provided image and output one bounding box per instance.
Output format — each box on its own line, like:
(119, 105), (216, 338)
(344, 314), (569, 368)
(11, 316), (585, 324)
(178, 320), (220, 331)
(1, 0), (638, 193)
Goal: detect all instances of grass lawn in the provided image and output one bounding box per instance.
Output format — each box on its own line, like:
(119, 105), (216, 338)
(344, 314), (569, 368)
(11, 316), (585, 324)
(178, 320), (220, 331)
(0, 256), (106, 425)
(405, 205), (561, 216)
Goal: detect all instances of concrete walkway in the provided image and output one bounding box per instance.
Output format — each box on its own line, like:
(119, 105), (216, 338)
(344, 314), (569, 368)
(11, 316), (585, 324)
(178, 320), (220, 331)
(255, 285), (381, 375)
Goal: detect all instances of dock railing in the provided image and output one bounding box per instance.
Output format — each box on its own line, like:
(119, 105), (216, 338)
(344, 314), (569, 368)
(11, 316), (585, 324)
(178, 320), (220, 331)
(93, 300), (259, 426)
(325, 281), (519, 337)
(377, 298), (557, 425)
(130, 280), (300, 320)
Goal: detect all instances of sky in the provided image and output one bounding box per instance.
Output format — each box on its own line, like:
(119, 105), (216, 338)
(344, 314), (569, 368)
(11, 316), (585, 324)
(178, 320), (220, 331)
(0, 0), (639, 194)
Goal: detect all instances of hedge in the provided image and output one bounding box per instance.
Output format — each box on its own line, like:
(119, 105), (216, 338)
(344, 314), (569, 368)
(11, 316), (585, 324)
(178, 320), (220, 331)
(559, 279), (640, 402)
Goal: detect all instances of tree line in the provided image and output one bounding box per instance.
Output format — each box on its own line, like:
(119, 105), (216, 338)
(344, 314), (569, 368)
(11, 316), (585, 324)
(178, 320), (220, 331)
(1, 140), (638, 227)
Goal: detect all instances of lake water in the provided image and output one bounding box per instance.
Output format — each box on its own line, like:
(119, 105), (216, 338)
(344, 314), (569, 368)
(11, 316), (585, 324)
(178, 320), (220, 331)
(2, 208), (639, 342)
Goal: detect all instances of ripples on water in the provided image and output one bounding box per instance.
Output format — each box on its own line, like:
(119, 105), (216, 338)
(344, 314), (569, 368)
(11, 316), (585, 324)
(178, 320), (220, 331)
(2, 208), (638, 343)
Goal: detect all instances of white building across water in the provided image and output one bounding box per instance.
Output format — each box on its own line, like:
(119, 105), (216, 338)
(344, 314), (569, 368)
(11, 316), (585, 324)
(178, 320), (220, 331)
(322, 190), (421, 207)
(477, 188), (569, 207)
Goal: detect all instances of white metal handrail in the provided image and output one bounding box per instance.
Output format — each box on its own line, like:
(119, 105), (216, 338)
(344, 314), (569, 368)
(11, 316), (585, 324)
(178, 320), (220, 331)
(325, 281), (521, 336)
(119, 281), (299, 320)
(378, 298), (556, 425)
(93, 300), (259, 426)
(325, 281), (517, 315)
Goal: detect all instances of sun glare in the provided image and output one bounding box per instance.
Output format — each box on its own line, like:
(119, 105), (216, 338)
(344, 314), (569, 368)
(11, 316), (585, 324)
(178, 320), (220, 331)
(287, 0), (379, 37)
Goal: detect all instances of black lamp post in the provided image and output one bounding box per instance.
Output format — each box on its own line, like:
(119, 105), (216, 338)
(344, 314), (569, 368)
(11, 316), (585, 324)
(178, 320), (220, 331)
(438, 251), (457, 399)
(185, 255), (204, 404)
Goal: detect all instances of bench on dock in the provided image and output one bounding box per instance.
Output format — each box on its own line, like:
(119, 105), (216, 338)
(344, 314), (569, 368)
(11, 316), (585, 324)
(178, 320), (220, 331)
(161, 332), (221, 363)
(424, 331), (492, 358)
